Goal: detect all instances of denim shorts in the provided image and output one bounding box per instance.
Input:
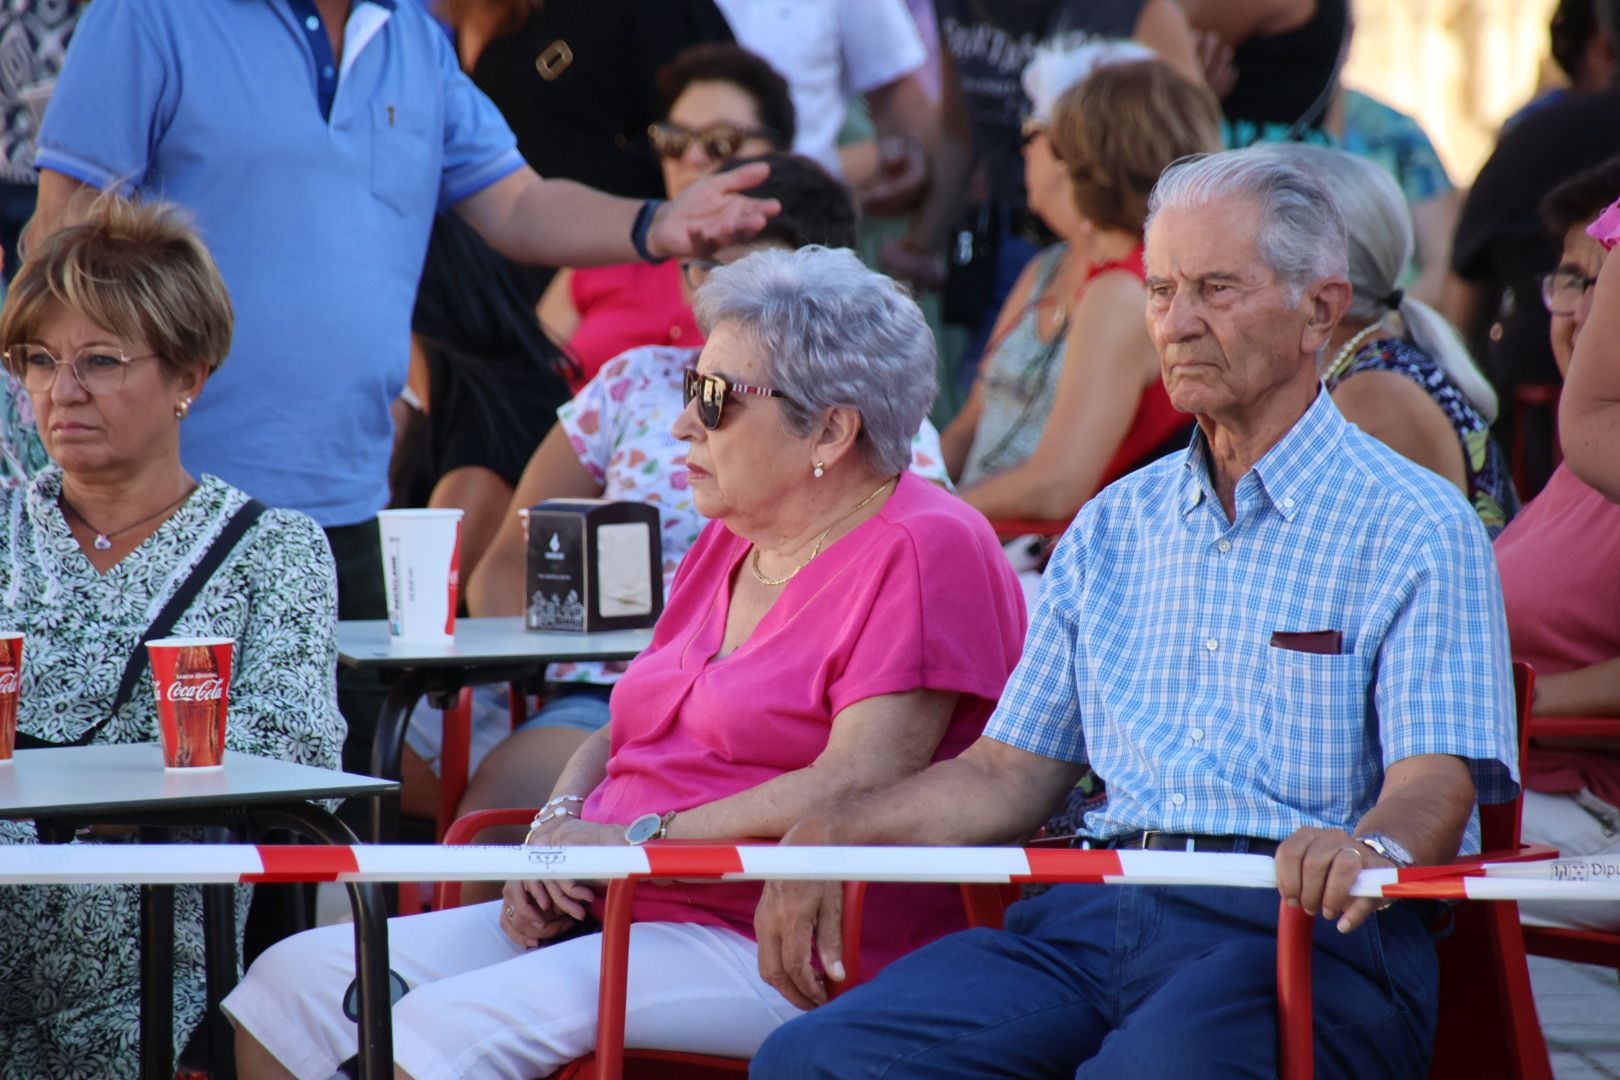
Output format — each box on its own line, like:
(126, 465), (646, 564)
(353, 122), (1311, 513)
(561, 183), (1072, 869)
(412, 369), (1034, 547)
(515, 684), (613, 735)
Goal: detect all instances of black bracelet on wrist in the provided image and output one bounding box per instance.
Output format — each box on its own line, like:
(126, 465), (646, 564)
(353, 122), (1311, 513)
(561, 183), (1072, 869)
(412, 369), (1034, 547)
(631, 198), (667, 264)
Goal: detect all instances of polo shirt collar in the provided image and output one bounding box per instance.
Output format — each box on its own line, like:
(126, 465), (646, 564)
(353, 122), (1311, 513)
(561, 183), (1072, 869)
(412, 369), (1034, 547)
(1179, 385), (1348, 523)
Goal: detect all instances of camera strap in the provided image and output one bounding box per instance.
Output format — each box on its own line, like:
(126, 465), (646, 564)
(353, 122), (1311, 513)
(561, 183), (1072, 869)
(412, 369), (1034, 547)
(16, 498), (266, 750)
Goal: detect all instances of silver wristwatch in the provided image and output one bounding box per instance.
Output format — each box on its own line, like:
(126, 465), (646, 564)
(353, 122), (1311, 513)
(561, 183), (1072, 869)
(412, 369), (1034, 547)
(1355, 832), (1416, 868)
(624, 811), (675, 845)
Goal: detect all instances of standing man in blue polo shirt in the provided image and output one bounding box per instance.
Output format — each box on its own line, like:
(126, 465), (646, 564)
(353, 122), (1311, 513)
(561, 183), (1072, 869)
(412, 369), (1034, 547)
(29, 0), (774, 773)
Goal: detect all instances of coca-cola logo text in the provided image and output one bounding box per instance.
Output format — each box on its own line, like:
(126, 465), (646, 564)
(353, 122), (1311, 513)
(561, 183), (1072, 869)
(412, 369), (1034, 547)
(0, 670), (17, 695)
(166, 677), (224, 703)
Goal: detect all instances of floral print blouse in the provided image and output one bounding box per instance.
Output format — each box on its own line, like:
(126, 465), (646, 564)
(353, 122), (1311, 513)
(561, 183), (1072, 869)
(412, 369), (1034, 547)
(1328, 337), (1520, 537)
(0, 467), (344, 1077)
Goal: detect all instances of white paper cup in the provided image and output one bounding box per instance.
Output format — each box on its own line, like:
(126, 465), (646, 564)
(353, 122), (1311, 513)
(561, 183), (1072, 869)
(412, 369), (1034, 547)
(378, 509), (463, 643)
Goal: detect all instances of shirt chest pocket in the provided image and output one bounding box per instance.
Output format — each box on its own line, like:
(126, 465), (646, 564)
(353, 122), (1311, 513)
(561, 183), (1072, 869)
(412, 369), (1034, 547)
(371, 103), (436, 216)
(1259, 648), (1372, 802)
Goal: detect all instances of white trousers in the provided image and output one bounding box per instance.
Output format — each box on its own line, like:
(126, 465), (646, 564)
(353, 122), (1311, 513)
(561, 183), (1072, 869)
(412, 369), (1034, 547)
(222, 900), (802, 1080)
(1520, 787), (1620, 931)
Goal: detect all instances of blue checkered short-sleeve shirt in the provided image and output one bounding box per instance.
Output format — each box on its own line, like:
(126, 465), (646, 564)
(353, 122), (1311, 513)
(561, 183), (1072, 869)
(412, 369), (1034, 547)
(986, 391), (1519, 852)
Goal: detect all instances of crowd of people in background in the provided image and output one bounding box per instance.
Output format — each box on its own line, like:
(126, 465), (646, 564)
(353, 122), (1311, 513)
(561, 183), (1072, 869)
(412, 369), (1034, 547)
(0, 0), (1615, 1076)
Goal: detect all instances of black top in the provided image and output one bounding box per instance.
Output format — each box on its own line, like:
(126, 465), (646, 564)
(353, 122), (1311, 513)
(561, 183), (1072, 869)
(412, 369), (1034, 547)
(935, 0), (1145, 204)
(468, 0), (733, 199)
(1451, 86), (1620, 390)
(1221, 0), (1347, 135)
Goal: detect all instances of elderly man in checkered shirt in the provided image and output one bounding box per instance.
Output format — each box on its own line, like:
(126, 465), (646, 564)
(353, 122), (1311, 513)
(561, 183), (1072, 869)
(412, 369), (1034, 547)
(749, 148), (1521, 1079)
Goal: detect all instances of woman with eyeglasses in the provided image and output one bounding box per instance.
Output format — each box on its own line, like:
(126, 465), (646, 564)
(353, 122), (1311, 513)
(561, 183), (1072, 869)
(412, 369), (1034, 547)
(537, 42), (793, 390)
(402, 154), (949, 904)
(1270, 143), (1519, 536)
(0, 196), (343, 1075)
(1494, 156), (1620, 932)
(940, 53), (1219, 526)
(228, 245), (1024, 1080)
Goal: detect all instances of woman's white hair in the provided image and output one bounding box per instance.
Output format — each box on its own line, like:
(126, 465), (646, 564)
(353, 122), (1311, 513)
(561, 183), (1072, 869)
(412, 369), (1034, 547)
(1260, 143), (1498, 422)
(1145, 148), (1349, 301)
(692, 246), (936, 475)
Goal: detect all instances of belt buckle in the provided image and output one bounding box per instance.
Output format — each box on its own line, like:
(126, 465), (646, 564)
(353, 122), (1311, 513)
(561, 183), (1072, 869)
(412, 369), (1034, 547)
(1137, 830), (1160, 851)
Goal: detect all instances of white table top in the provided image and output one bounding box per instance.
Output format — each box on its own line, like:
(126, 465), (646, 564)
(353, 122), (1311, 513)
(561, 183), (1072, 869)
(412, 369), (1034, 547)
(0, 744), (396, 820)
(336, 616), (652, 671)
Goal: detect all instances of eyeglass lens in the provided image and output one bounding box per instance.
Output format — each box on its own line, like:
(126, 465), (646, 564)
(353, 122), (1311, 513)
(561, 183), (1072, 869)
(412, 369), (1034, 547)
(1542, 271), (1597, 315)
(13, 346), (130, 394)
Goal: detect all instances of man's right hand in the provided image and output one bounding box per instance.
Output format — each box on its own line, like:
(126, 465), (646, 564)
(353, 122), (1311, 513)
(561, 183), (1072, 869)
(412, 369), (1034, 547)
(754, 875), (846, 1010)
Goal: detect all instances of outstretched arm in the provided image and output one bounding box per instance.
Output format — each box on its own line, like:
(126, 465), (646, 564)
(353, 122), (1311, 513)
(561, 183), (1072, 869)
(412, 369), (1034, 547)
(454, 163), (779, 268)
(1560, 251), (1620, 501)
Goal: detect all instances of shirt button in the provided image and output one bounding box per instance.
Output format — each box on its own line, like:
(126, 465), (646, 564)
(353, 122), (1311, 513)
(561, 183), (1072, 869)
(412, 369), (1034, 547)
(1204, 638), (1218, 652)
(669, 326), (683, 340)
(1282, 497), (1295, 509)
(305, 15), (320, 30)
(1189, 728), (1204, 741)
(1171, 793), (1186, 806)
(1216, 539), (1231, 552)
(323, 65), (336, 78)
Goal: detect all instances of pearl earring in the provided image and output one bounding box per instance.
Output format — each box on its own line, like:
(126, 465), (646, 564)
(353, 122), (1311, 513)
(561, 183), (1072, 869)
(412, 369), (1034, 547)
(174, 398), (192, 419)
(813, 461), (825, 479)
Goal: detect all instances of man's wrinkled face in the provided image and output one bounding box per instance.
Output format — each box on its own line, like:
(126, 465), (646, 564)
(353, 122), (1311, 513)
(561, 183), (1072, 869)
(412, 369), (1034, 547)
(1144, 197), (1319, 428)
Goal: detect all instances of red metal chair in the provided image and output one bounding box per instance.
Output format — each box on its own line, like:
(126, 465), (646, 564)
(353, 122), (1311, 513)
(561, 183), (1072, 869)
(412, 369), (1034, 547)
(1509, 382), (1563, 498)
(437, 808), (871, 1079)
(1276, 661), (1554, 1080)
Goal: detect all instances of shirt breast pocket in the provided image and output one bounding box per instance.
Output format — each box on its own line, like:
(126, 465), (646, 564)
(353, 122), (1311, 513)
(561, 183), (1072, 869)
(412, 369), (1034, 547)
(1260, 648), (1371, 807)
(371, 104), (435, 217)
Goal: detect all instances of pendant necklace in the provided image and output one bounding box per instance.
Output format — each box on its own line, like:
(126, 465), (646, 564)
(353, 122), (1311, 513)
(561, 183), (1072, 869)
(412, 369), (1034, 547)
(60, 485), (197, 551)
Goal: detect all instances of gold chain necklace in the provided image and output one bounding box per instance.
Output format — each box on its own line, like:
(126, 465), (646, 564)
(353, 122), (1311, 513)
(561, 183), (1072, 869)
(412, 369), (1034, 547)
(1322, 321), (1387, 386)
(750, 477), (898, 587)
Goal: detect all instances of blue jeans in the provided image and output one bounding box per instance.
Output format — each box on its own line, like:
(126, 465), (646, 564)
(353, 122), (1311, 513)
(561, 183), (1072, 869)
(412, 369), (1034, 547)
(750, 883), (1438, 1079)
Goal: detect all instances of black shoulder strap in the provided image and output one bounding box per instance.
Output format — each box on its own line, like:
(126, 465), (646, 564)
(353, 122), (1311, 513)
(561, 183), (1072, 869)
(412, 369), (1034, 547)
(16, 498), (268, 750)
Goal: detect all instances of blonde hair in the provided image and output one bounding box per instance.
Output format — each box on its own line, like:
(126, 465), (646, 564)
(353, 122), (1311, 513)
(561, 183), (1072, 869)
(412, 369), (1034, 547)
(1049, 59), (1224, 235)
(1, 192), (233, 381)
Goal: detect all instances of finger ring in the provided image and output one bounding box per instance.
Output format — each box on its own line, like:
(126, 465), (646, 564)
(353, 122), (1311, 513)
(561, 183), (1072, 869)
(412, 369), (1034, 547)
(1339, 845), (1365, 860)
(504, 905), (515, 919)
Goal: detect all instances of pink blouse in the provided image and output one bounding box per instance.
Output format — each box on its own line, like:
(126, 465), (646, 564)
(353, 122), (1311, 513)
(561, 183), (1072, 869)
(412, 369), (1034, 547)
(565, 262), (702, 390)
(582, 472), (1027, 971)
(1494, 464), (1620, 806)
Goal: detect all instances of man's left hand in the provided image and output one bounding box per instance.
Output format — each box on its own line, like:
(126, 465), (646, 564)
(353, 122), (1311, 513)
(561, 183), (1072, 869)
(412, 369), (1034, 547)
(646, 162), (780, 260)
(1274, 827), (1394, 934)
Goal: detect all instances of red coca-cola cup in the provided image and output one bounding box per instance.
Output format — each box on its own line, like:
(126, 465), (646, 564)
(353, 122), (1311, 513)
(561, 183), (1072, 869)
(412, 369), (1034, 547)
(147, 636), (233, 770)
(0, 632), (21, 763)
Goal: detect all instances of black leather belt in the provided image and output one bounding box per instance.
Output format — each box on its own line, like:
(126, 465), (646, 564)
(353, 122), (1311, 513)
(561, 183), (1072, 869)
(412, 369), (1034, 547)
(1110, 832), (1281, 856)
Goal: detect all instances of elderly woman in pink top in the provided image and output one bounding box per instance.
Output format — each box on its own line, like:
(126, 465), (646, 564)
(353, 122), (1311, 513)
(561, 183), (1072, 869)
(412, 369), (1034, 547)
(225, 246), (1027, 1080)
(1496, 158), (1620, 931)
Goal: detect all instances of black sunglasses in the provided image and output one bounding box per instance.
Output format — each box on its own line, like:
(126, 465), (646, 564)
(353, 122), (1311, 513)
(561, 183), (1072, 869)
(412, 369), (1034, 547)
(682, 368), (793, 430)
(648, 121), (781, 161)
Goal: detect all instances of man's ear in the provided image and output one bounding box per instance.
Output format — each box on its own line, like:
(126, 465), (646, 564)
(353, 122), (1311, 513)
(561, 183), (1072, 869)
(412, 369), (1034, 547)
(1302, 277), (1353, 355)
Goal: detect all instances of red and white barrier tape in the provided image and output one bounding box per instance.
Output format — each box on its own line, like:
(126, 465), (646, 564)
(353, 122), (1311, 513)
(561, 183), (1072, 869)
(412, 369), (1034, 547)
(0, 844), (1619, 901)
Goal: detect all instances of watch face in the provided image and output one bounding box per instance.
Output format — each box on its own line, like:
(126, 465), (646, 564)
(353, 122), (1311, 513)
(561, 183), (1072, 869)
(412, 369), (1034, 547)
(625, 812), (662, 845)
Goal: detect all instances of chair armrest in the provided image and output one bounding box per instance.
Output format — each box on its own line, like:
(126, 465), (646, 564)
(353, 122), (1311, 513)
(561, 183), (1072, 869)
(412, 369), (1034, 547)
(436, 807), (539, 910)
(1529, 715), (1620, 738)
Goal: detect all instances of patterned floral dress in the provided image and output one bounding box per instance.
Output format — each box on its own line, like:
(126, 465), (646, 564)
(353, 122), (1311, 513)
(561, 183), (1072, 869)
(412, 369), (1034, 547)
(1327, 337), (1520, 537)
(0, 467), (344, 1078)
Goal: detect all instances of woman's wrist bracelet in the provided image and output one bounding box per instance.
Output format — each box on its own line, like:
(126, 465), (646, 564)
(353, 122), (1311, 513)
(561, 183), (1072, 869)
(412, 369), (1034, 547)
(631, 198), (667, 264)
